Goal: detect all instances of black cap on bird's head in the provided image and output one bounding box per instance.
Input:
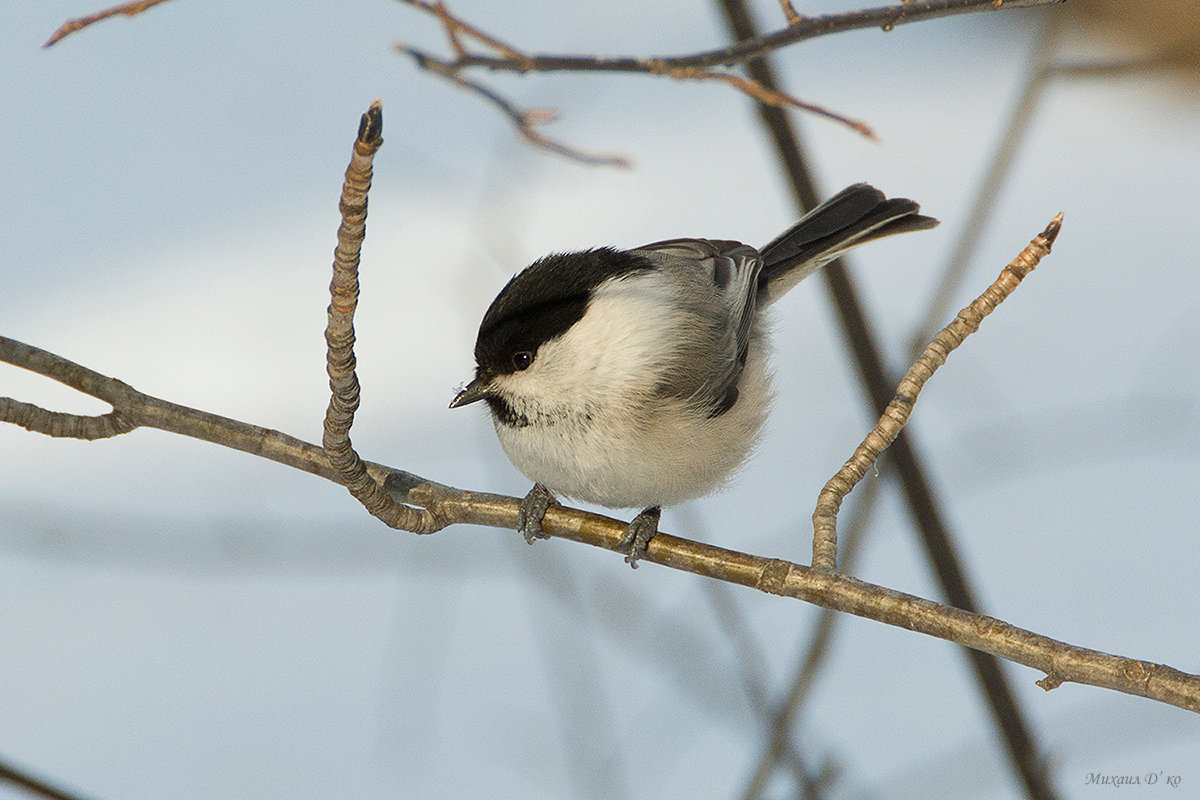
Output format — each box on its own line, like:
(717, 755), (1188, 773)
(450, 248), (652, 408)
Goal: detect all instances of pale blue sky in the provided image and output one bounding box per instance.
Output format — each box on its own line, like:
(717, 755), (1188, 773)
(3, 1), (1199, 798)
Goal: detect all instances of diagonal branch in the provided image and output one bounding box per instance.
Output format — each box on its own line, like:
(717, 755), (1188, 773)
(6, 325), (1200, 713)
(399, 48), (632, 167)
(394, 0), (1063, 74)
(714, 1), (1060, 797)
(390, 0), (1063, 161)
(44, 0), (1061, 163)
(812, 216), (1061, 571)
(0, 754), (93, 800)
(394, 0), (884, 145)
(43, 0), (176, 48)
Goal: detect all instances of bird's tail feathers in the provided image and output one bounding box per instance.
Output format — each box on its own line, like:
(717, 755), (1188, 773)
(758, 183), (938, 304)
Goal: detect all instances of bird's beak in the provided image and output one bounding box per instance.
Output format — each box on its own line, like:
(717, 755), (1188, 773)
(449, 376), (491, 408)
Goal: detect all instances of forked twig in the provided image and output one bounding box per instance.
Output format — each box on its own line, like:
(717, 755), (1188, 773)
(44, 0), (1061, 163)
(400, 47), (632, 167)
(811, 214), (1063, 572)
(396, 0), (879, 150)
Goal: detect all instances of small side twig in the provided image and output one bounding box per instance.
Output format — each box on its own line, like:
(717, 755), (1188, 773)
(811, 214), (1063, 572)
(322, 100), (445, 534)
(400, 47), (632, 168)
(43, 0), (175, 47)
(777, 0), (804, 25)
(650, 65), (875, 139)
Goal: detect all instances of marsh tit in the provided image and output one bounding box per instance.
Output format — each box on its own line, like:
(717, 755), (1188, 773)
(451, 183), (937, 565)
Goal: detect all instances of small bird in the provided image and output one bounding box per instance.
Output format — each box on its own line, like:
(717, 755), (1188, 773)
(451, 183), (937, 565)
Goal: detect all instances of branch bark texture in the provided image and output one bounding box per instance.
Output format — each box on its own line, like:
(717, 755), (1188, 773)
(3, 328), (1200, 713)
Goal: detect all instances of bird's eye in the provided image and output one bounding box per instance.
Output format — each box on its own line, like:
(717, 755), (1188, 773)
(512, 351), (534, 371)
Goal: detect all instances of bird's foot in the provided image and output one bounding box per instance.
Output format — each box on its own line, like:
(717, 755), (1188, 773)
(618, 506), (661, 568)
(517, 483), (557, 545)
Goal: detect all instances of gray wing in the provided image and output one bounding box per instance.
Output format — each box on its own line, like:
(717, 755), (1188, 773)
(631, 238), (763, 415)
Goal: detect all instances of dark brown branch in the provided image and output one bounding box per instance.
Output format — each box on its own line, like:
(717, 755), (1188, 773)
(395, 0), (886, 143)
(44, 0), (1058, 164)
(396, 0), (1062, 74)
(714, 1), (1059, 798)
(0, 754), (93, 800)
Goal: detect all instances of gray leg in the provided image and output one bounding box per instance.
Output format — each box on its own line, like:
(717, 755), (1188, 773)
(619, 506), (661, 568)
(517, 483), (557, 545)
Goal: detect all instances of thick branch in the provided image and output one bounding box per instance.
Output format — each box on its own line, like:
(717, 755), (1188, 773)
(3, 332), (1200, 713)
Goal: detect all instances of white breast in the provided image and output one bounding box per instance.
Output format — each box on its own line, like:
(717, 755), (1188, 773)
(487, 271), (774, 509)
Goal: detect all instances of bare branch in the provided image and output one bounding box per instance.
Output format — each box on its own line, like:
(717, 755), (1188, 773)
(812, 214), (1062, 572)
(398, 46), (632, 167)
(394, 0), (1063, 74)
(398, 471), (1200, 714)
(653, 66), (876, 140)
(45, 0), (1059, 164)
(0, 203), (1194, 719)
(777, 0), (804, 26)
(6, 283), (1200, 714)
(321, 102), (447, 534)
(395, 0), (888, 146)
(1, 336), (350, 483)
(43, 0), (176, 48)
(0, 754), (93, 800)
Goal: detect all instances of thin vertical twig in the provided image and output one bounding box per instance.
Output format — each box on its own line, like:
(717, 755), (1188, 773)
(322, 100), (444, 534)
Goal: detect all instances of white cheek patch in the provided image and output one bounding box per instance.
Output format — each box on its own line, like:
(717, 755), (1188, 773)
(498, 272), (682, 410)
